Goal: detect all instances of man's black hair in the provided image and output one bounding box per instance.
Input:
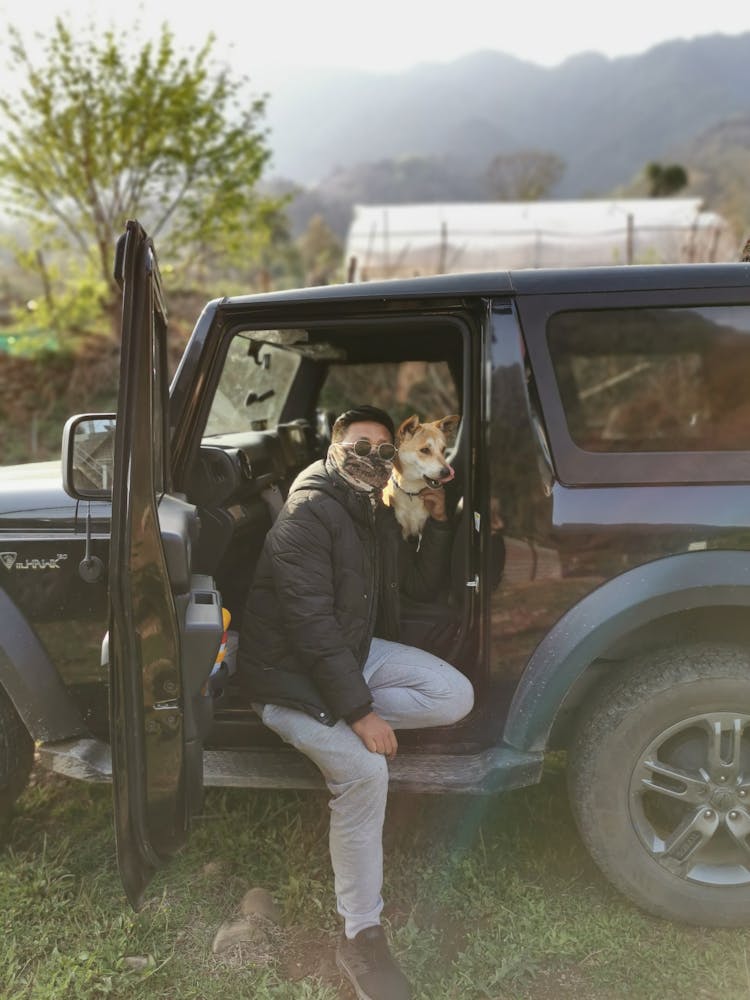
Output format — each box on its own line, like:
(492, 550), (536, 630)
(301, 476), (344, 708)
(331, 405), (395, 442)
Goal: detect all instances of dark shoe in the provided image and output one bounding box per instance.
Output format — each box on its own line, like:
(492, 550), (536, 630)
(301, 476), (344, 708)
(336, 925), (411, 1000)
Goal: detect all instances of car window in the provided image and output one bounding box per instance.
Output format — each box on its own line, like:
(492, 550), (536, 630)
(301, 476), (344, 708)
(548, 305), (750, 452)
(204, 334), (301, 436)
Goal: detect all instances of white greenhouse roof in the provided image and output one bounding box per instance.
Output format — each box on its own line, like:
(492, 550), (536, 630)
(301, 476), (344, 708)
(344, 199), (736, 278)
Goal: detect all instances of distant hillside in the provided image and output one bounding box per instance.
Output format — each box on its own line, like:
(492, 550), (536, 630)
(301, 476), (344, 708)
(265, 33), (750, 204)
(677, 114), (750, 239)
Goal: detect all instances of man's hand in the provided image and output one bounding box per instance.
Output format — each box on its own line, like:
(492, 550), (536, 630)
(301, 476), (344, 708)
(419, 486), (448, 522)
(351, 712), (398, 757)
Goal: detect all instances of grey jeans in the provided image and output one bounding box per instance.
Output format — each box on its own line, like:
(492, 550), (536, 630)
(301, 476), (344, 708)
(257, 637), (474, 938)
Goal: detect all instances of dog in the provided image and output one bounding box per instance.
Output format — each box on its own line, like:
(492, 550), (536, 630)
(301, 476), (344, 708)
(383, 414), (460, 539)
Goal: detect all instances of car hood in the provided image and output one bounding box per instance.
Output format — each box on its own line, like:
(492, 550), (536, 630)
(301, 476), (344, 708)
(0, 460), (77, 521)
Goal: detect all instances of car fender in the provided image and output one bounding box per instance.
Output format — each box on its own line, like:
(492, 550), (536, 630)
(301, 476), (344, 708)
(502, 550), (750, 753)
(0, 588), (88, 742)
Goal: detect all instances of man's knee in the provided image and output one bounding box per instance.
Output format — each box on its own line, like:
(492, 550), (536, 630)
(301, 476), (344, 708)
(329, 747), (389, 796)
(328, 750), (389, 817)
(444, 671), (474, 725)
(353, 749), (390, 787)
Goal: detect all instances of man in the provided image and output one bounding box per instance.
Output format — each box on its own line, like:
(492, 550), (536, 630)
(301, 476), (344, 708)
(238, 404), (474, 1000)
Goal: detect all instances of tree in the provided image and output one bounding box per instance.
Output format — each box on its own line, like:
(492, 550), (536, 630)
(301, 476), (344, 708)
(297, 214), (343, 286)
(0, 19), (282, 331)
(645, 162), (689, 197)
(485, 150), (565, 201)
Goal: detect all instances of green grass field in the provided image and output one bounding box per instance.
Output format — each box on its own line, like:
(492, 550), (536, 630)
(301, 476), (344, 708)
(1, 759), (748, 999)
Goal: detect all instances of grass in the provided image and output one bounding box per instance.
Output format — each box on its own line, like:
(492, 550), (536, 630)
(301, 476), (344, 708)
(2, 759), (750, 999)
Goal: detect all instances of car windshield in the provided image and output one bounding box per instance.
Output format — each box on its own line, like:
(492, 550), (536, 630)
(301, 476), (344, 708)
(203, 334), (301, 436)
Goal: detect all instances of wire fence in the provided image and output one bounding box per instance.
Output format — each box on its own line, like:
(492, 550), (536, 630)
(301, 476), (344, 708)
(345, 205), (738, 280)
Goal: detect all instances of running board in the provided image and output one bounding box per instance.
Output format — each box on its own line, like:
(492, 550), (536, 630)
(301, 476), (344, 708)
(203, 746), (543, 794)
(38, 738), (543, 795)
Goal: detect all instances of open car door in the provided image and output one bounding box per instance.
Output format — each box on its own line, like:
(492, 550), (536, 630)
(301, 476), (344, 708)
(109, 220), (224, 908)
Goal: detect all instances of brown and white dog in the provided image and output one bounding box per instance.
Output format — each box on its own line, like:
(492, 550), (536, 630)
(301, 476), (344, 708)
(383, 414), (460, 539)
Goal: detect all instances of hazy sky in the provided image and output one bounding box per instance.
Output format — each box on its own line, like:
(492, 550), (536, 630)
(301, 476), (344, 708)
(0, 1), (748, 89)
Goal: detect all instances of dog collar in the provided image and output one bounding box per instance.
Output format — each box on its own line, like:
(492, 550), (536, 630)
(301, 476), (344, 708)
(390, 474), (427, 497)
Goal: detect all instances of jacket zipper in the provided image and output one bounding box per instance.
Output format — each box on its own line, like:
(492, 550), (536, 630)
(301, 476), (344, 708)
(360, 498), (378, 667)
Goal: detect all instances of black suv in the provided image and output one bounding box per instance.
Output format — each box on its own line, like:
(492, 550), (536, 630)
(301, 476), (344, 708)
(3, 219), (750, 925)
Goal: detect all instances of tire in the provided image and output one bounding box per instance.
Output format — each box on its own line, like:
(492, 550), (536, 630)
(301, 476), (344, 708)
(0, 685), (34, 828)
(568, 643), (750, 927)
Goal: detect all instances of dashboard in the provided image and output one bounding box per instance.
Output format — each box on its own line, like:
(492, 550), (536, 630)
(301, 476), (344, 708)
(187, 420), (316, 510)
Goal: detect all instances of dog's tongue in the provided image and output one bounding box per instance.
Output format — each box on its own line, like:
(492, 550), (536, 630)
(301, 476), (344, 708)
(423, 465), (456, 489)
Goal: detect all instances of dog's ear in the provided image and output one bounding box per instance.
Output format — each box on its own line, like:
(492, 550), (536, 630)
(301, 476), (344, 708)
(397, 414), (420, 440)
(438, 414), (460, 440)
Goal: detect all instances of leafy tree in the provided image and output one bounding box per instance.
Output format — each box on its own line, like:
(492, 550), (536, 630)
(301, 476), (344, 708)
(298, 214), (343, 285)
(645, 161), (689, 197)
(0, 19), (282, 332)
(485, 150), (565, 201)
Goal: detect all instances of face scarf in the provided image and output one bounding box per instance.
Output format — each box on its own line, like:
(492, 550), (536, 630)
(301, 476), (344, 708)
(326, 442), (393, 494)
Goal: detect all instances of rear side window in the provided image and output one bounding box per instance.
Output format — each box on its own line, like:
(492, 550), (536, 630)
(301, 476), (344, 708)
(548, 305), (750, 453)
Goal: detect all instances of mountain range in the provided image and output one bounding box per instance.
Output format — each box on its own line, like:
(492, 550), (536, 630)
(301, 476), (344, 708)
(262, 32), (750, 230)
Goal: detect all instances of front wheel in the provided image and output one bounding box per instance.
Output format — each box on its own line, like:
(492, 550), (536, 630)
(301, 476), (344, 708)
(568, 644), (750, 927)
(0, 685), (34, 830)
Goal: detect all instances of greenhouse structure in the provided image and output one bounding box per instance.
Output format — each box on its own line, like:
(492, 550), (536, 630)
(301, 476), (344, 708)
(343, 199), (737, 280)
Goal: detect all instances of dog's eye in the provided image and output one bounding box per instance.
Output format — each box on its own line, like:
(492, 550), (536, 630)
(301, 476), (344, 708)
(420, 446), (431, 454)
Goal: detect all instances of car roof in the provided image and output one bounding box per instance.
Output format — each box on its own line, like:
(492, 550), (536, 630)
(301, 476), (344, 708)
(217, 263), (750, 310)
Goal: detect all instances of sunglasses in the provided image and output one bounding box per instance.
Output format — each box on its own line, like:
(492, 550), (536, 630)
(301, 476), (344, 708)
(344, 439), (397, 461)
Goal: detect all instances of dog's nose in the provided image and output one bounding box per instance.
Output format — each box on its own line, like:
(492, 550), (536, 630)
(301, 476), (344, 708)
(438, 467), (451, 479)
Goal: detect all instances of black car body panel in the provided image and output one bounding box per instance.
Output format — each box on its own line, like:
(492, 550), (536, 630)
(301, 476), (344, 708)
(504, 549), (750, 753)
(0, 587), (87, 741)
(106, 221), (223, 906)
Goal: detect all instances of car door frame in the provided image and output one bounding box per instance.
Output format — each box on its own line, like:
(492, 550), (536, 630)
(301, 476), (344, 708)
(108, 220), (222, 908)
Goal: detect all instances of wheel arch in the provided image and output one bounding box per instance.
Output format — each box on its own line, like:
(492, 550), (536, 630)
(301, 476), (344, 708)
(501, 550), (750, 754)
(0, 588), (88, 742)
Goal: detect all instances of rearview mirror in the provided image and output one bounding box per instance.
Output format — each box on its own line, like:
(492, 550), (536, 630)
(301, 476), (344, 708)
(61, 413), (116, 499)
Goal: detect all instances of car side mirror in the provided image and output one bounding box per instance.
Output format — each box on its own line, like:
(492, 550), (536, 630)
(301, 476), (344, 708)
(61, 413), (116, 499)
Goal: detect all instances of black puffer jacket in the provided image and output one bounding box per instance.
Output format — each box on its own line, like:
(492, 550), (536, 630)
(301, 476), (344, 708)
(238, 460), (453, 724)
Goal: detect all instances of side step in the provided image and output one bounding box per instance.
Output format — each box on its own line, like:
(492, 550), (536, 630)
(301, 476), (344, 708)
(203, 745), (543, 794)
(38, 738), (543, 795)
